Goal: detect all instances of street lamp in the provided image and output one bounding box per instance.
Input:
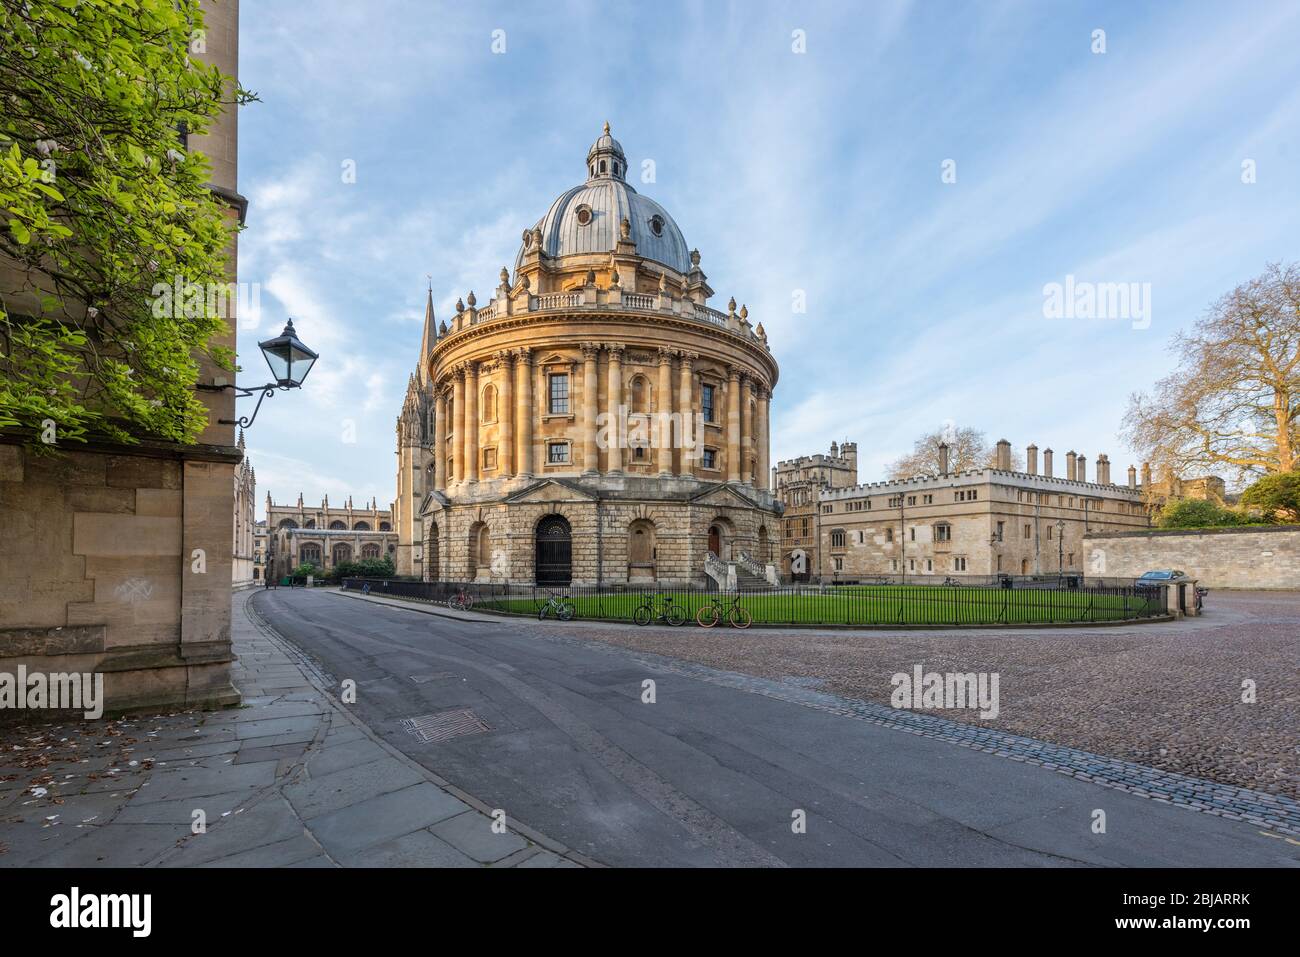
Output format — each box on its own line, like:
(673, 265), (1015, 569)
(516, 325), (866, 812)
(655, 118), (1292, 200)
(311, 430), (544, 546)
(1056, 518), (1066, 575)
(211, 319), (319, 429)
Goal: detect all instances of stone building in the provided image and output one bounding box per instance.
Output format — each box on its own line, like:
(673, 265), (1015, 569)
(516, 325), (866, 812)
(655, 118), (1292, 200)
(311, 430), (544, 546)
(0, 0), (244, 712)
(811, 440), (1153, 580)
(395, 124), (781, 587)
(774, 441), (858, 581)
(265, 494), (397, 581)
(232, 430), (256, 586)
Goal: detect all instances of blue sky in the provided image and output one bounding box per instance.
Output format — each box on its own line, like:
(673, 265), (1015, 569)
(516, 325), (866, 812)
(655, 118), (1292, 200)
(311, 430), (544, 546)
(235, 0), (1300, 509)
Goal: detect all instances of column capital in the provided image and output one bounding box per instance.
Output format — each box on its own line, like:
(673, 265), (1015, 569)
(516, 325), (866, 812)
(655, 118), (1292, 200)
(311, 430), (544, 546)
(604, 341), (625, 357)
(581, 342), (600, 360)
(495, 349), (515, 367)
(658, 346), (675, 366)
(515, 346), (533, 365)
(727, 365), (742, 383)
(677, 350), (698, 366)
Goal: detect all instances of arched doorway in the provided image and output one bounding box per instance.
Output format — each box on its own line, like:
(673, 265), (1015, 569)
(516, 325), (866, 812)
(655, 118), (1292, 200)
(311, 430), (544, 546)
(425, 521), (439, 582)
(708, 524), (721, 557)
(757, 525), (770, 563)
(1021, 558), (1030, 575)
(535, 515), (572, 585)
(707, 518), (733, 560)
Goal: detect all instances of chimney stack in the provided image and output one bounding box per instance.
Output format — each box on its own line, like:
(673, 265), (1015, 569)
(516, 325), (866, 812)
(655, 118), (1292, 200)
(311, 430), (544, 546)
(938, 442), (950, 476)
(1127, 464), (1137, 488)
(1097, 454), (1111, 485)
(1141, 461), (1152, 487)
(1065, 451), (1077, 481)
(1043, 448), (1054, 477)
(1027, 444), (1038, 475)
(1077, 455), (1087, 483)
(995, 438), (1011, 471)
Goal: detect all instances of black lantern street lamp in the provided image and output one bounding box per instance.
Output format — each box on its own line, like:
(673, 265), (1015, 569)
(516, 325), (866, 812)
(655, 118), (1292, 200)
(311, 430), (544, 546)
(1056, 518), (1066, 575)
(210, 319), (318, 429)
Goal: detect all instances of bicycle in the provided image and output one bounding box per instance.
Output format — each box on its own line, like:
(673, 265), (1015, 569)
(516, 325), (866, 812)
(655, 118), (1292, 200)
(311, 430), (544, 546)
(633, 593), (686, 627)
(942, 577), (961, 587)
(537, 590), (576, 621)
(695, 592), (752, 629)
(447, 587), (474, 611)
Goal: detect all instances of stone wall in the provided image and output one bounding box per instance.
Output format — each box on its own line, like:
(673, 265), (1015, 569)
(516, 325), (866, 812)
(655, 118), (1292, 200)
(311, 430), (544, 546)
(1083, 526), (1300, 589)
(0, 441), (241, 713)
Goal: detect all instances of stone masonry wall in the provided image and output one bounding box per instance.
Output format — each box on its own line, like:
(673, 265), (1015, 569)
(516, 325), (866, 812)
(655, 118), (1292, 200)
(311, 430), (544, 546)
(1083, 526), (1300, 589)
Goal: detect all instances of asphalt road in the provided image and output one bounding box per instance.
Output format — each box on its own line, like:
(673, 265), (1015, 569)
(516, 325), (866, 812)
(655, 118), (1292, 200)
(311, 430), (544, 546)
(252, 588), (1299, 867)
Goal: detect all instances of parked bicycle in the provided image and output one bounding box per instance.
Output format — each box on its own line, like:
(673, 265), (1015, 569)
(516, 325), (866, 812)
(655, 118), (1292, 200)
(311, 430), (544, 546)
(696, 592), (752, 629)
(633, 593), (686, 627)
(447, 587), (474, 611)
(537, 590), (576, 621)
(942, 577), (961, 587)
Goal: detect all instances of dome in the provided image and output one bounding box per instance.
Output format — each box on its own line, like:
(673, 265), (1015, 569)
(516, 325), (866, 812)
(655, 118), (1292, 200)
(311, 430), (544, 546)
(515, 123), (692, 275)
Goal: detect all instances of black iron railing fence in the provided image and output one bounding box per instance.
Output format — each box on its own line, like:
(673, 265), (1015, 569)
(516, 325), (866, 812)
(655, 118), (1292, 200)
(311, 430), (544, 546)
(341, 576), (1169, 626)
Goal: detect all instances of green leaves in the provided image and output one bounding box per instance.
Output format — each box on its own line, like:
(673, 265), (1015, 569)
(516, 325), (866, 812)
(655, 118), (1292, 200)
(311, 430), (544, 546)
(0, 0), (248, 449)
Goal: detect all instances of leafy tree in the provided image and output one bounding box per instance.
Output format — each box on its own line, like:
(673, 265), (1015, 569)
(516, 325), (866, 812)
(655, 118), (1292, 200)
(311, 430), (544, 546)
(1123, 262), (1300, 484)
(1154, 498), (1244, 529)
(290, 562), (323, 579)
(887, 425), (1022, 479)
(0, 0), (254, 448)
(1238, 471), (1300, 523)
(333, 556), (396, 580)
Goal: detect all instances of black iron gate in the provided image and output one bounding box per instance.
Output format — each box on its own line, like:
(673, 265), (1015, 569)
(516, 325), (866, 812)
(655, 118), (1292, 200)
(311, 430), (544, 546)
(535, 515), (572, 585)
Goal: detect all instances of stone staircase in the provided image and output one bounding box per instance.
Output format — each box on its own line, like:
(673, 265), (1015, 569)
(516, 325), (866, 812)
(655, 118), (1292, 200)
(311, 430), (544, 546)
(734, 566), (775, 592)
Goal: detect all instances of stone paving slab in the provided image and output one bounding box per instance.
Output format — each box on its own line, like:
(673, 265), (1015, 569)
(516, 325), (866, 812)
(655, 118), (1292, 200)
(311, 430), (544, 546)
(0, 589), (593, 868)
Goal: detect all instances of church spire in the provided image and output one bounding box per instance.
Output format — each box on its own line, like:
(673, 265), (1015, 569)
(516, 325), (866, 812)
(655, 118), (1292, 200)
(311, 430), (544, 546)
(417, 280), (436, 386)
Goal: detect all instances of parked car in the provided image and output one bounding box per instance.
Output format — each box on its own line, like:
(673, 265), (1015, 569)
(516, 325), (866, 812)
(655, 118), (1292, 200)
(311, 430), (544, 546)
(1135, 569), (1191, 589)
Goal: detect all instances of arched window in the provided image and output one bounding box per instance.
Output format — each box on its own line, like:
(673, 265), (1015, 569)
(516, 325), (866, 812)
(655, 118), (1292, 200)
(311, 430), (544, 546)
(299, 544), (321, 566)
(599, 160), (606, 173)
(482, 383), (497, 423)
(332, 543), (352, 565)
(329, 520), (346, 530)
(379, 521), (392, 531)
(628, 518), (656, 567)
(304, 519), (316, 529)
(278, 518), (297, 529)
(361, 543), (381, 559)
(830, 528), (846, 549)
(354, 521), (371, 531)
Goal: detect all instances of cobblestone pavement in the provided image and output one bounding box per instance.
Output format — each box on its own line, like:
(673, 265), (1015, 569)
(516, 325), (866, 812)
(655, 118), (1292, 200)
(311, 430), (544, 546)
(0, 590), (589, 868)
(522, 591), (1299, 818)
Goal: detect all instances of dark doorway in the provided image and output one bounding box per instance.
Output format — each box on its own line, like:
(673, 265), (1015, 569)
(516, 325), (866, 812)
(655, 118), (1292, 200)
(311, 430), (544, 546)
(708, 524), (721, 557)
(535, 515), (572, 585)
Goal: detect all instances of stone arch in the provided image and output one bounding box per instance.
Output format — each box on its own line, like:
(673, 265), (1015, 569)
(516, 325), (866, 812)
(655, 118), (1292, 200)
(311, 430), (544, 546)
(332, 542), (352, 566)
(379, 521), (392, 531)
(482, 382), (497, 422)
(467, 521), (491, 579)
(757, 524), (771, 562)
(304, 519), (316, 529)
(630, 374), (651, 414)
(354, 520), (371, 531)
(707, 515), (737, 561)
(628, 518), (656, 582)
(361, 542), (381, 560)
(535, 514), (572, 586)
(329, 520), (346, 530)
(425, 520), (440, 582)
(278, 518), (297, 529)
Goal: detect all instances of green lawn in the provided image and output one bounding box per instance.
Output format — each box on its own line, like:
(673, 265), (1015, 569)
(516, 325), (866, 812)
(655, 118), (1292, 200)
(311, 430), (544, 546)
(476, 585), (1163, 626)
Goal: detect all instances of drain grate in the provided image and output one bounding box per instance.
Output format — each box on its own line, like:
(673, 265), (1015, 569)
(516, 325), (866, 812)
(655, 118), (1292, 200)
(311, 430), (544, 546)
(400, 708), (491, 743)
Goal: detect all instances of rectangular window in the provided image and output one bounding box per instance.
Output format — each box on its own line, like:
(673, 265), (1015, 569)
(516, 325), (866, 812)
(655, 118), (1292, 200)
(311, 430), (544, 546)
(954, 557), (967, 571)
(909, 527), (916, 541)
(702, 447), (717, 470)
(547, 442), (569, 464)
(1023, 523), (1032, 539)
(995, 521), (1004, 541)
(548, 373), (569, 414)
(885, 528), (894, 542)
(701, 384), (716, 422)
(923, 494), (933, 504)
(483, 448), (497, 470)
(801, 518), (810, 536)
(926, 559), (933, 572)
(834, 557), (844, 571)
(935, 525), (951, 542)
(907, 496), (916, 506)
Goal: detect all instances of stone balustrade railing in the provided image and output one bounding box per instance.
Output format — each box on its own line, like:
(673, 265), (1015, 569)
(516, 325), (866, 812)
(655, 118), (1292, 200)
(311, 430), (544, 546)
(447, 286), (765, 347)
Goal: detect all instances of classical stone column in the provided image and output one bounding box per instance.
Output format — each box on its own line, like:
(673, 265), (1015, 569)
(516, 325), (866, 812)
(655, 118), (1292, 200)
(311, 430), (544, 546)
(756, 385), (770, 490)
(740, 375), (754, 485)
(582, 343), (599, 475)
(678, 351), (695, 478)
(657, 348), (674, 476)
(726, 366), (741, 482)
(434, 384), (447, 491)
(452, 367), (466, 484)
(606, 343), (623, 474)
(497, 351), (514, 477)
(464, 361), (479, 483)
(516, 348), (533, 478)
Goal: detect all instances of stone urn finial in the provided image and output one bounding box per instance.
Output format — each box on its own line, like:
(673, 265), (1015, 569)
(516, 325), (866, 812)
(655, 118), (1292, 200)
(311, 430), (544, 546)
(610, 268), (620, 287)
(658, 273), (668, 292)
(739, 304), (748, 321)
(455, 297), (464, 312)
(620, 217), (631, 240)
(755, 322), (767, 342)
(727, 296), (737, 315)
(466, 290), (476, 307)
(521, 273), (531, 290)
(500, 266), (510, 286)
(439, 320), (448, 335)
(585, 268), (596, 286)
(690, 248), (701, 268)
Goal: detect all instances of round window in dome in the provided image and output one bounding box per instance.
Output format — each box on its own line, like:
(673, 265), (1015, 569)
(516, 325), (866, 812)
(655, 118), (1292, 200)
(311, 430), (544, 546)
(575, 204), (593, 227)
(649, 215), (664, 237)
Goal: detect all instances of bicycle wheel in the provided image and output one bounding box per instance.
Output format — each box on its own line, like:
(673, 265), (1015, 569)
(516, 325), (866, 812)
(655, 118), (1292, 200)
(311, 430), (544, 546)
(633, 605), (652, 626)
(696, 604), (720, 628)
(559, 602), (575, 622)
(666, 605), (687, 626)
(461, 594), (474, 610)
(537, 604), (550, 621)
(728, 606), (753, 629)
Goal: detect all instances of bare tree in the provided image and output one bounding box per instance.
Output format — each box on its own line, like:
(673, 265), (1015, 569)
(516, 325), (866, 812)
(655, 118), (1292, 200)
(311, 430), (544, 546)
(886, 425), (1022, 479)
(1123, 262), (1300, 484)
